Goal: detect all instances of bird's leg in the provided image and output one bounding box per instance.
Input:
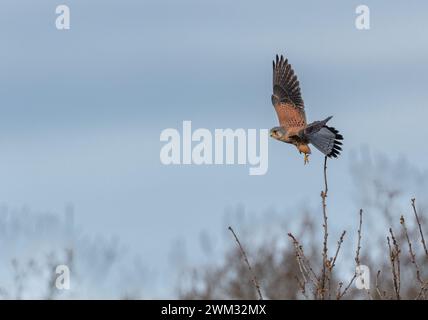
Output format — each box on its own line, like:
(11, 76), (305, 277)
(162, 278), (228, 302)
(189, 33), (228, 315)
(304, 153), (309, 165)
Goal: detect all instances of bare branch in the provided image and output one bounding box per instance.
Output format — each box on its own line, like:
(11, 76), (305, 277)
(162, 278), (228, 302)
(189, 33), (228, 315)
(288, 233), (319, 290)
(294, 275), (310, 300)
(337, 209), (363, 299)
(331, 231), (347, 270)
(228, 226), (263, 300)
(355, 209), (363, 266)
(375, 270), (387, 300)
(320, 156), (329, 299)
(387, 228), (401, 300)
(411, 198), (428, 259)
(335, 282), (343, 300)
(400, 215), (423, 285)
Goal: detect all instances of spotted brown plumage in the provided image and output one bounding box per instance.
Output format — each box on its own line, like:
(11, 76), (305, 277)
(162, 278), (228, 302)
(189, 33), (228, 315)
(272, 54), (306, 130)
(269, 54), (343, 163)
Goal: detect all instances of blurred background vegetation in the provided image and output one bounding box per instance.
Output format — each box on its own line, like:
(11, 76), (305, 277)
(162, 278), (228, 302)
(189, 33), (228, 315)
(1, 152), (427, 299)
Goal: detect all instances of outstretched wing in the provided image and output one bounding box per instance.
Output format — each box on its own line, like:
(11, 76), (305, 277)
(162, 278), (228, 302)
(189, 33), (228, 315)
(271, 54), (306, 129)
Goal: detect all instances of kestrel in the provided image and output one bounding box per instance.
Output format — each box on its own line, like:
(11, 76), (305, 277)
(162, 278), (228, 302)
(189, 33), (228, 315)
(270, 54), (343, 164)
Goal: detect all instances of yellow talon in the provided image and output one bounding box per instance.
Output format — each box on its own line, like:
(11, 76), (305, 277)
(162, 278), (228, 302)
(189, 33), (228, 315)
(304, 153), (309, 165)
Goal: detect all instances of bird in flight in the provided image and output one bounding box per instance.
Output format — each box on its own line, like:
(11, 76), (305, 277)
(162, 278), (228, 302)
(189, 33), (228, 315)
(270, 54), (343, 164)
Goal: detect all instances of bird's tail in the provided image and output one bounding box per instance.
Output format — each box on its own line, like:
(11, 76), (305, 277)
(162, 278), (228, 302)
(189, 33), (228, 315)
(306, 117), (343, 158)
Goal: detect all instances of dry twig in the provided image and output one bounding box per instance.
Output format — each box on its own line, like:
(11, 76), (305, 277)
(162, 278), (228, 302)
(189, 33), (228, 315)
(387, 228), (401, 300)
(320, 156), (329, 299)
(288, 232), (319, 293)
(375, 270), (387, 300)
(411, 198), (428, 258)
(400, 215), (423, 284)
(228, 226), (263, 300)
(337, 209), (363, 299)
(330, 231), (347, 270)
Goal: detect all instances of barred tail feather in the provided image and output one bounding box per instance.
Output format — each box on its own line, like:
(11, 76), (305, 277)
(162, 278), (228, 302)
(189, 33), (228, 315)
(308, 126), (343, 158)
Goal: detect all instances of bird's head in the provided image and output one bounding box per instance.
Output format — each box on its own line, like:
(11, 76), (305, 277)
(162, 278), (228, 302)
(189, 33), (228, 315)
(269, 127), (285, 140)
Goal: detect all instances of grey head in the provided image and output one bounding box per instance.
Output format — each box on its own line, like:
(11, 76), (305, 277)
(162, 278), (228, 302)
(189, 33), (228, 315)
(269, 126), (286, 140)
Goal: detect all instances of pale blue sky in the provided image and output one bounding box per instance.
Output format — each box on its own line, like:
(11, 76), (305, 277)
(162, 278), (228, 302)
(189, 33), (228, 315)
(1, 0), (428, 297)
